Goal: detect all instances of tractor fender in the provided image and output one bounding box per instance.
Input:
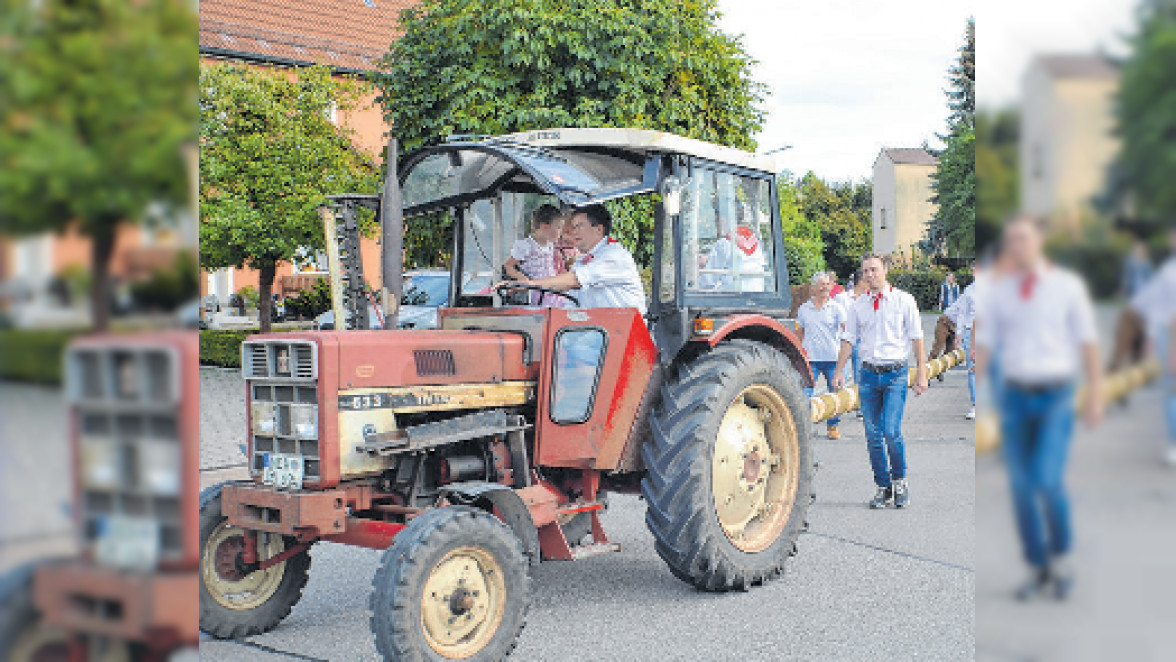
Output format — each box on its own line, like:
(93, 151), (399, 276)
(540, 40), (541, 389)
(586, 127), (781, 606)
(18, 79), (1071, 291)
(439, 482), (542, 567)
(701, 314), (814, 389)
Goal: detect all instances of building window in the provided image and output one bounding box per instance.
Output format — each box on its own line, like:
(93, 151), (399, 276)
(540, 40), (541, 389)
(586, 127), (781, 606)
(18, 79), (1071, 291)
(1032, 144), (1044, 180)
(879, 208), (887, 229)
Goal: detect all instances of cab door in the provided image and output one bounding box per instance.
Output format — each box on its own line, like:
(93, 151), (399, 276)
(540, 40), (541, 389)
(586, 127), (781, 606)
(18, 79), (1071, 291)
(534, 307), (657, 470)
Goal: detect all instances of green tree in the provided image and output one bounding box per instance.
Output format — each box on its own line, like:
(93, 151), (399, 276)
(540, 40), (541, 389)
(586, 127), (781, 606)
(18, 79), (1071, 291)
(199, 64), (379, 332)
(375, 0), (765, 268)
(778, 175), (825, 285)
(925, 18), (975, 257)
(0, 0), (197, 330)
(1115, 0), (1176, 228)
(975, 107), (1018, 253)
(795, 173), (870, 279)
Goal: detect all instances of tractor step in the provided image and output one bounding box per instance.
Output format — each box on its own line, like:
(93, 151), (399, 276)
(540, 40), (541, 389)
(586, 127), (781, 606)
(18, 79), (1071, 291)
(570, 542), (621, 560)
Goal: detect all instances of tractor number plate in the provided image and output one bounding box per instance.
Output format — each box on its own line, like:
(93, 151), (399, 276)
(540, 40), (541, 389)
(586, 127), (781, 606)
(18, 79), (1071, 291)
(263, 452), (305, 490)
(95, 515), (160, 570)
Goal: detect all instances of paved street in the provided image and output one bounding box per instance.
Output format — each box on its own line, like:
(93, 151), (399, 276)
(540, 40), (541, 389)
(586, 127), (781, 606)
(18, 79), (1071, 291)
(198, 315), (976, 661)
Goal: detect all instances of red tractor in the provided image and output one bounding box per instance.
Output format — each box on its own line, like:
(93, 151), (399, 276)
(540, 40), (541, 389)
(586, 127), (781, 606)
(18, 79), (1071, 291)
(199, 129), (816, 660)
(0, 332), (200, 661)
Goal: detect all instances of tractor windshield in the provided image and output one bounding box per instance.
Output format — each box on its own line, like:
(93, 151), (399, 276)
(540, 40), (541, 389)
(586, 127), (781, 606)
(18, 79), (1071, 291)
(400, 144), (654, 216)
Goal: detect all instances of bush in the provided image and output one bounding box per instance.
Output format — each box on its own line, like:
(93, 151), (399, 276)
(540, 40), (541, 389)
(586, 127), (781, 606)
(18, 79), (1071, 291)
(200, 330), (254, 368)
(130, 251), (198, 312)
(236, 285), (260, 311)
(0, 329), (78, 384)
(284, 277), (331, 320)
(887, 266), (972, 312)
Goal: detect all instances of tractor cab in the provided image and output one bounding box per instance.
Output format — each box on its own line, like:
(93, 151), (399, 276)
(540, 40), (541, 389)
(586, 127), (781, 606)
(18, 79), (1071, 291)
(328, 128), (798, 368)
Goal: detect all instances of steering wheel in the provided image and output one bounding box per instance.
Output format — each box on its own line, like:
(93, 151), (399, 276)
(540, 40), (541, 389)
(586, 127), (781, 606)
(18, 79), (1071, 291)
(495, 282), (580, 307)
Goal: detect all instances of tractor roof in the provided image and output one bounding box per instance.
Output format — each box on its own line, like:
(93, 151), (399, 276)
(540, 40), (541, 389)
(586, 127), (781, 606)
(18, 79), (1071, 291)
(492, 128), (780, 174)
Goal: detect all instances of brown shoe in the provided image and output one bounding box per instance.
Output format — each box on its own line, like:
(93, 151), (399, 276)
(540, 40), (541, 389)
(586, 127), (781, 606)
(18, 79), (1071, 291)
(827, 426), (840, 440)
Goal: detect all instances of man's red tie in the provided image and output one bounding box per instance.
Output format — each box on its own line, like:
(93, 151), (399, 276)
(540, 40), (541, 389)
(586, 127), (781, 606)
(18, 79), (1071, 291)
(872, 292), (883, 311)
(1020, 273), (1036, 300)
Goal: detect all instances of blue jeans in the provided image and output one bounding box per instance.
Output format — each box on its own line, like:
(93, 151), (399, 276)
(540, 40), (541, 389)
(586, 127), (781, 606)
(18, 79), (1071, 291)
(843, 343), (861, 385)
(999, 382), (1076, 567)
(859, 366), (909, 487)
(962, 330), (976, 406)
(807, 361), (841, 427)
(1157, 329), (1176, 445)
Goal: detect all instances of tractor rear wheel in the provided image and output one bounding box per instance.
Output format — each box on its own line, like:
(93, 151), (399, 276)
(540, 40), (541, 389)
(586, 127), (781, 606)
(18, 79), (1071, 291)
(642, 339), (813, 591)
(369, 506), (529, 662)
(198, 483), (312, 639)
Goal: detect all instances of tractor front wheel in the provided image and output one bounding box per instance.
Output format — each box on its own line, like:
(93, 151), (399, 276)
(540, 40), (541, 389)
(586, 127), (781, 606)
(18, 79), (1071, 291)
(369, 506), (529, 662)
(642, 339), (813, 591)
(198, 483), (312, 639)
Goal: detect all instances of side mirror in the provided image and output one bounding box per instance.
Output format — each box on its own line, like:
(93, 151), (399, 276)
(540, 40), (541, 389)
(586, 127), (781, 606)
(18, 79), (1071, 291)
(660, 175), (682, 217)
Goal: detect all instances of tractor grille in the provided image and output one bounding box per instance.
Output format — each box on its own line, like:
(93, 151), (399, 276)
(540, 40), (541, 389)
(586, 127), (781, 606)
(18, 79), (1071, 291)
(66, 346), (184, 566)
(242, 341), (317, 380)
(244, 340), (320, 485)
(249, 383), (321, 481)
(414, 349), (455, 376)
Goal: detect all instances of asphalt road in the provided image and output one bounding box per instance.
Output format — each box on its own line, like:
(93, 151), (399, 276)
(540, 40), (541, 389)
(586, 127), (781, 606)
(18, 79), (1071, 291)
(198, 314), (976, 661)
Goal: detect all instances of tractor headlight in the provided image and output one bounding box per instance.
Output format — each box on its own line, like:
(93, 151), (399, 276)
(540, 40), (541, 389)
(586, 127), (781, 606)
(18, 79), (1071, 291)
(136, 442), (182, 496)
(251, 401), (276, 435)
(80, 439), (123, 490)
(290, 405), (318, 439)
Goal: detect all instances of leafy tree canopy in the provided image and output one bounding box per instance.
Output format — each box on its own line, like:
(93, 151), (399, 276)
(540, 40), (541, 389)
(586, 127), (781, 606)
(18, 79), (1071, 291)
(199, 63), (379, 330)
(795, 173), (871, 280)
(1115, 0), (1176, 227)
(975, 107), (1018, 254)
(375, 0), (766, 270)
(925, 17), (975, 258)
(0, 0), (197, 329)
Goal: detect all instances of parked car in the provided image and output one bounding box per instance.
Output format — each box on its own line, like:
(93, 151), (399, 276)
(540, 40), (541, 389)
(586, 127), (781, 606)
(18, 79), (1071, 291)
(398, 270), (450, 329)
(313, 271), (450, 330)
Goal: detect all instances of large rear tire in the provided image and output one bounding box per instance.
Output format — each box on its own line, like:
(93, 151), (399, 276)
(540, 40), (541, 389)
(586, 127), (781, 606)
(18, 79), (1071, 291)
(198, 483), (312, 639)
(369, 506), (529, 662)
(642, 339), (813, 591)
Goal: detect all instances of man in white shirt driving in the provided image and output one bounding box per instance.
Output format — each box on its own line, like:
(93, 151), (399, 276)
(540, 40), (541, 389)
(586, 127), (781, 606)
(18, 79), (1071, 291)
(497, 204), (646, 316)
(834, 254), (928, 509)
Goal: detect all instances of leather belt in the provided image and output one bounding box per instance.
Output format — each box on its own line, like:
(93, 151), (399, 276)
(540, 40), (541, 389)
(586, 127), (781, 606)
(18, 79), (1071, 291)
(862, 362), (907, 374)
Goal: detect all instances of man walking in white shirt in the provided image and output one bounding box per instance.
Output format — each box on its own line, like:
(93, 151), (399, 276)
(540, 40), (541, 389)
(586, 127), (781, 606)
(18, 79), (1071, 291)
(834, 254), (929, 509)
(1128, 228), (1176, 466)
(975, 216), (1103, 601)
(797, 272), (848, 439)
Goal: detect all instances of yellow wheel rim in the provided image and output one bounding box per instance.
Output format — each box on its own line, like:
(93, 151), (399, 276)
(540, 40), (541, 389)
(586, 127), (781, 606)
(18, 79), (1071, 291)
(711, 385), (801, 553)
(8, 622), (131, 662)
(201, 521), (288, 611)
(419, 546), (506, 660)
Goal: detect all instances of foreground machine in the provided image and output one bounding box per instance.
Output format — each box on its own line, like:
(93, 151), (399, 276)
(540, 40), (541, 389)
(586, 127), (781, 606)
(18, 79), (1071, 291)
(200, 129), (817, 660)
(1, 333), (200, 661)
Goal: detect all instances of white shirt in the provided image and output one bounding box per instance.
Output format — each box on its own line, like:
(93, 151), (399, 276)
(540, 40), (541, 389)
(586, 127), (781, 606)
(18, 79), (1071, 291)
(841, 285), (923, 363)
(698, 230), (768, 292)
(944, 282), (976, 330)
(1130, 257), (1176, 340)
(797, 298), (847, 362)
(975, 264), (1097, 385)
(571, 237), (647, 316)
(833, 290), (856, 311)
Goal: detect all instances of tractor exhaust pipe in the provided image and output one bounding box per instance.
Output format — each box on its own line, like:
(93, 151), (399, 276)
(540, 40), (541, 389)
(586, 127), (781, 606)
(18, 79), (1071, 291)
(381, 138), (405, 329)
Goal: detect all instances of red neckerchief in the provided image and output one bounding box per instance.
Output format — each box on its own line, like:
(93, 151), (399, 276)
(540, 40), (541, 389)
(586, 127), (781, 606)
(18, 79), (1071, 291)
(872, 286), (893, 311)
(1020, 272), (1036, 300)
(725, 226), (759, 256)
(581, 237), (617, 264)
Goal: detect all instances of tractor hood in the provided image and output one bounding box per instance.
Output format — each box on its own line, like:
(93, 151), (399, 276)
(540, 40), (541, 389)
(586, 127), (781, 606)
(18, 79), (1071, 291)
(275, 330), (534, 391)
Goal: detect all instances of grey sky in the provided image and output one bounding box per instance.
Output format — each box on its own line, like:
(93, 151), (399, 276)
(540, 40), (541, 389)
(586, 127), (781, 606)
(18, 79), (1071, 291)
(718, 0), (972, 182)
(717, 0), (1136, 183)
